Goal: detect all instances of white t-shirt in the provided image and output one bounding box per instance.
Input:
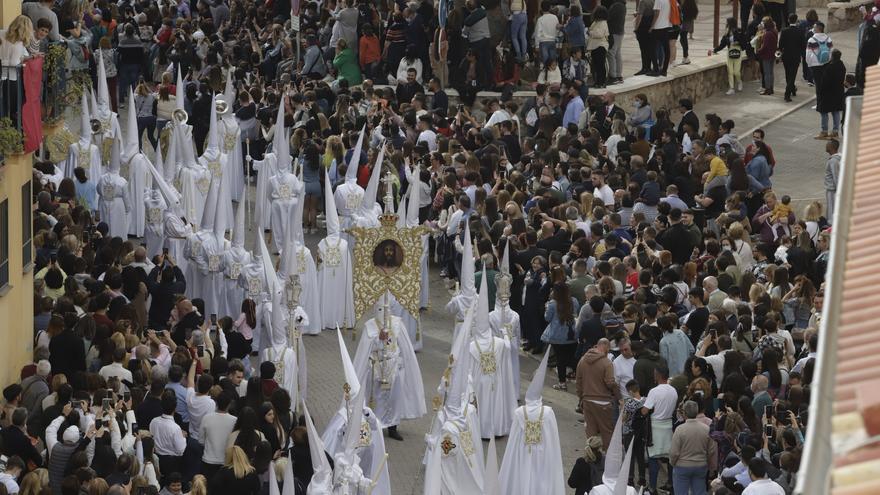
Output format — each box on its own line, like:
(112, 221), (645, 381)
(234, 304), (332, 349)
(652, 0), (672, 30)
(594, 184), (615, 207)
(0, 32), (27, 81)
(200, 412), (238, 465)
(613, 355), (636, 398)
(644, 383), (678, 420)
(417, 129), (438, 152)
(742, 479), (786, 495)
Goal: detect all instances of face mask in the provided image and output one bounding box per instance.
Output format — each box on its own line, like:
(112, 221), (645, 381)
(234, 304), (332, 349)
(633, 101), (642, 108)
(722, 245), (731, 251)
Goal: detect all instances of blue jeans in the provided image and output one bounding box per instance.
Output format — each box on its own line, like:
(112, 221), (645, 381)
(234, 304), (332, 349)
(649, 457), (670, 490)
(539, 41), (557, 65)
(511, 12), (528, 59)
(672, 465), (708, 495)
(821, 111), (841, 132)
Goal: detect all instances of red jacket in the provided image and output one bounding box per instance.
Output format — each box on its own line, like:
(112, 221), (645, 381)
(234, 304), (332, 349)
(757, 29), (778, 60)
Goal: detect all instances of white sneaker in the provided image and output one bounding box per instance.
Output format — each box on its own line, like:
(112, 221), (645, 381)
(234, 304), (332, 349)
(677, 57), (690, 65)
(737, 81), (743, 91)
(726, 89), (735, 95)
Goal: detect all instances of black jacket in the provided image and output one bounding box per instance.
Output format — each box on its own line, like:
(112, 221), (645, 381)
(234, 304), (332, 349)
(0, 425), (42, 468)
(146, 265), (186, 329)
(677, 110), (700, 141)
(817, 59), (846, 113)
(657, 222), (694, 265)
(779, 25), (806, 62)
(49, 330), (86, 380)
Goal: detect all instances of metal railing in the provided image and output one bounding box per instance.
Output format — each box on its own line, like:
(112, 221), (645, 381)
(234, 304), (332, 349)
(42, 42), (67, 122)
(0, 63), (24, 166)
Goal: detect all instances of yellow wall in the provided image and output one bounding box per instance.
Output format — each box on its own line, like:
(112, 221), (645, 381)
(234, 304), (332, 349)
(0, 152), (34, 389)
(0, 0), (19, 32)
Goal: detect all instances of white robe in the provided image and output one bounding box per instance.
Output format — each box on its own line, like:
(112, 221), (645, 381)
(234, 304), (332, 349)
(177, 163), (211, 226)
(219, 116), (244, 202)
(144, 193), (167, 259)
(194, 234), (227, 319)
(499, 403), (566, 495)
(317, 235), (355, 328)
(222, 246), (250, 321)
(97, 172), (130, 238)
(125, 154), (152, 237)
(352, 316), (426, 428)
(489, 305), (522, 398)
(467, 335), (517, 438)
(269, 171), (304, 254)
(321, 406), (391, 495)
(446, 295), (474, 340)
(65, 141), (103, 188)
(333, 180), (364, 249)
(163, 212), (192, 277)
(183, 230), (210, 300)
(288, 243), (322, 335)
(260, 341), (307, 409)
(389, 296), (422, 352)
(253, 153), (278, 231)
(238, 261), (270, 353)
(423, 406), (485, 494)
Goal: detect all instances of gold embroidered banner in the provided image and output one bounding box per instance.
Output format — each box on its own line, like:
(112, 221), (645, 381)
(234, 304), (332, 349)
(348, 214), (427, 321)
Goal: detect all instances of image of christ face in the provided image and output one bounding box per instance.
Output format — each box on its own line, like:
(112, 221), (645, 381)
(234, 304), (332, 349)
(373, 240), (404, 276)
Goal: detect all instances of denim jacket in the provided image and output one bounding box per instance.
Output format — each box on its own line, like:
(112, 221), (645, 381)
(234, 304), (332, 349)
(542, 297), (581, 344)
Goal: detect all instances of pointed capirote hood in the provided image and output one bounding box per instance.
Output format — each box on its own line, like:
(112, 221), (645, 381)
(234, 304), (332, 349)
(123, 87), (139, 162)
(474, 268), (491, 340)
(345, 125), (365, 182)
(293, 168), (305, 245)
(144, 141), (181, 209)
(525, 348), (550, 406)
(484, 437), (501, 495)
(445, 299), (477, 415)
(96, 50), (111, 119)
(302, 401), (333, 491)
(223, 68), (235, 109)
(176, 69), (185, 111)
(602, 414), (635, 493)
(107, 136), (122, 174)
(460, 222), (476, 298)
(163, 123), (179, 184)
(406, 165), (420, 228)
(268, 460), (280, 495)
(500, 238), (511, 275)
(358, 140), (385, 217)
(79, 92), (91, 145)
(423, 433), (443, 495)
(324, 169), (340, 236)
(258, 226), (279, 295)
(232, 186), (246, 247)
(213, 180), (232, 240)
(281, 450), (296, 495)
(273, 104), (290, 172)
(337, 326), (361, 399)
(396, 189), (407, 229)
(152, 134), (163, 189)
(199, 167), (221, 231)
(279, 182), (303, 278)
(89, 89), (100, 124)
(204, 94), (221, 158)
(341, 379), (366, 457)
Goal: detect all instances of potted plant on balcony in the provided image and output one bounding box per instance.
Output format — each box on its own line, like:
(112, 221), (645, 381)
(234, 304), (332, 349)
(0, 117), (24, 156)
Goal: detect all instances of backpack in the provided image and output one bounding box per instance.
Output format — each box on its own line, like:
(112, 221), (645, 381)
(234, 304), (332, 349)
(816, 38), (831, 64)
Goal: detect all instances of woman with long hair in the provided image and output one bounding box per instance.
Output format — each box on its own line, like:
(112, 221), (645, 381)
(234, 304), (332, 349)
(522, 255), (549, 353)
(226, 406), (266, 458)
(234, 299), (256, 346)
(761, 348), (789, 399)
(208, 446), (260, 495)
(542, 282), (581, 390)
(186, 475), (208, 495)
(301, 141), (322, 234)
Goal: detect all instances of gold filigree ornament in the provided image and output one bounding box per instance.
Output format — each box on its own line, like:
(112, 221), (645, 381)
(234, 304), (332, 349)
(207, 160), (222, 178)
(196, 176), (211, 194)
(475, 337), (497, 375)
(247, 276), (262, 297)
(208, 255), (221, 272)
(101, 182), (116, 198)
(147, 207), (163, 226)
(347, 214), (428, 321)
(223, 131), (237, 152)
(229, 262), (242, 280)
(440, 435), (456, 456)
(523, 406), (545, 452)
(48, 126), (77, 161)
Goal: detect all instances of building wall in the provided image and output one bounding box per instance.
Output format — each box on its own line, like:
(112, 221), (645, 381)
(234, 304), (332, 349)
(0, 152), (34, 389)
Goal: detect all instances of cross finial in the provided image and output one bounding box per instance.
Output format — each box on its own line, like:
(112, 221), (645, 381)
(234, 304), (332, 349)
(381, 171), (395, 214)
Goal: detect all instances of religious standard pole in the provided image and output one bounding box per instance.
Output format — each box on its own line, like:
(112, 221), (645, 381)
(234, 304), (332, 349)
(714, 0), (721, 48)
(285, 273), (303, 416)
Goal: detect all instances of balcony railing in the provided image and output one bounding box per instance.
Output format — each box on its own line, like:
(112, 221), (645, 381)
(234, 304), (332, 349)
(0, 64), (24, 166)
(42, 42), (68, 123)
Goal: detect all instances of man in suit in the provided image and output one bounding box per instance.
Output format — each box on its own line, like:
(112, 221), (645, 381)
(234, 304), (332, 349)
(595, 91), (627, 139)
(676, 98), (700, 141)
(657, 208), (695, 265)
(779, 14), (807, 102)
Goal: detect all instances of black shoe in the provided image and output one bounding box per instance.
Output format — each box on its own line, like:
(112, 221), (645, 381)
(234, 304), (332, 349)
(387, 426), (403, 441)
(784, 95), (792, 102)
(658, 71), (667, 77)
(647, 71), (661, 77)
(635, 70), (647, 76)
(530, 345), (544, 355)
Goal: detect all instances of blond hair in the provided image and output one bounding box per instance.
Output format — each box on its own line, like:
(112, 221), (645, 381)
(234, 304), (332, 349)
(225, 446), (255, 479)
(6, 15), (34, 45)
(189, 475), (208, 495)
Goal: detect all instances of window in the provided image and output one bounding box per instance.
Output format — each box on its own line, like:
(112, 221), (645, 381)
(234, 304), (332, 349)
(0, 199), (8, 290)
(21, 181), (31, 269)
